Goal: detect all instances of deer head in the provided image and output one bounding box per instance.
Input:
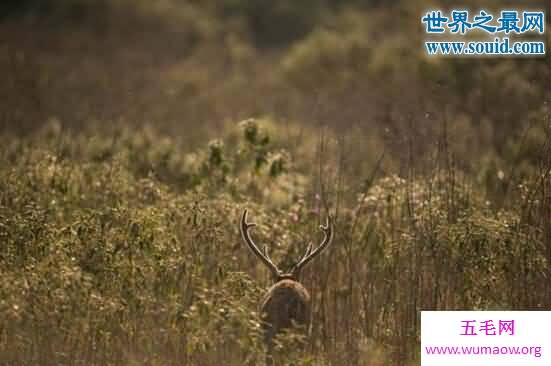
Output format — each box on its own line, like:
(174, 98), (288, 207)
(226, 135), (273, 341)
(240, 209), (333, 282)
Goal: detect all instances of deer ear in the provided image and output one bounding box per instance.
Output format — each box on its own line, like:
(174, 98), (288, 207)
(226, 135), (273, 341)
(291, 267), (301, 280)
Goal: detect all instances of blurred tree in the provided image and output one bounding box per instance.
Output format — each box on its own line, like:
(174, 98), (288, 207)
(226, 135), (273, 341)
(220, 0), (326, 45)
(0, 0), (108, 22)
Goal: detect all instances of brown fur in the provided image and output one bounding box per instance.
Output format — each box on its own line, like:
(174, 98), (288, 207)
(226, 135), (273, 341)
(260, 279), (310, 365)
(260, 279), (311, 344)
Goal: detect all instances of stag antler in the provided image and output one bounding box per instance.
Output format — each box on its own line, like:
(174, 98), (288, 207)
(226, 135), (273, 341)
(240, 209), (281, 278)
(291, 215), (333, 276)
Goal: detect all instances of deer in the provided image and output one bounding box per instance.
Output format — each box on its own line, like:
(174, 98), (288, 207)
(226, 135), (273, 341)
(239, 209), (334, 365)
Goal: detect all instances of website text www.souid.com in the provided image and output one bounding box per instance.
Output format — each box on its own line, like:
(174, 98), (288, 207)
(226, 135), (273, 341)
(425, 37), (545, 56)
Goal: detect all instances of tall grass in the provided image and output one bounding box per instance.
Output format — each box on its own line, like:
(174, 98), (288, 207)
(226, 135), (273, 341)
(1, 118), (549, 365)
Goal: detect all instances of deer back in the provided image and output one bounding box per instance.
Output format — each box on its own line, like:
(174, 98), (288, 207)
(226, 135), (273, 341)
(260, 279), (311, 342)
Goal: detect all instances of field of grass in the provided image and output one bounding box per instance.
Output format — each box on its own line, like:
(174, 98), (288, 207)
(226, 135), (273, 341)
(1, 1), (550, 365)
(1, 117), (549, 365)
